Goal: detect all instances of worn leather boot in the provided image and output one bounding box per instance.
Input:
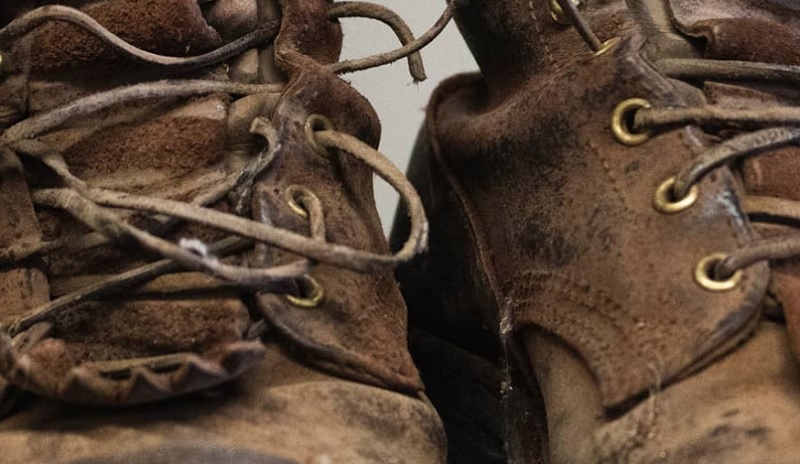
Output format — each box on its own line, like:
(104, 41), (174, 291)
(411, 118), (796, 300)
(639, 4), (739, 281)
(0, 1), (447, 462)
(393, 0), (800, 462)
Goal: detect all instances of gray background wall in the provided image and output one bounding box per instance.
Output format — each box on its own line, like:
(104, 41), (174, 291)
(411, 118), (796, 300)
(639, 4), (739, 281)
(337, 1), (477, 234)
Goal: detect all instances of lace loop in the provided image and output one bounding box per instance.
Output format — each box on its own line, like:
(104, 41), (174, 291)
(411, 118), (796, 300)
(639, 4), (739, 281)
(285, 185), (313, 219)
(315, 129), (429, 261)
(326, 1), (452, 77)
(329, 1), (428, 81)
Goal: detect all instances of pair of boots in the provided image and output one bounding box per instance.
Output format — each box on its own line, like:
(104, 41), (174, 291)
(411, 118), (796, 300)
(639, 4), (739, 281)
(2, 0), (800, 463)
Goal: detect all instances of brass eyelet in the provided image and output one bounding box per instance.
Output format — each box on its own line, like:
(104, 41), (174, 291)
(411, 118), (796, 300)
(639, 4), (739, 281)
(695, 253), (743, 292)
(549, 0), (583, 25)
(593, 37), (621, 57)
(304, 114), (334, 158)
(611, 97), (651, 145)
(0, 52), (10, 75)
(285, 185), (309, 219)
(284, 275), (325, 308)
(653, 177), (699, 214)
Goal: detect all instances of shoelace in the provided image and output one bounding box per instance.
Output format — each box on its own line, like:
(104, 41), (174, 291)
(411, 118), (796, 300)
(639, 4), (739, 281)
(553, 0), (800, 292)
(0, 3), (452, 336)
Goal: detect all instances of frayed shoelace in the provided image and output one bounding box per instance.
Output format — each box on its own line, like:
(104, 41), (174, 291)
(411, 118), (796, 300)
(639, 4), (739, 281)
(0, 2), (452, 336)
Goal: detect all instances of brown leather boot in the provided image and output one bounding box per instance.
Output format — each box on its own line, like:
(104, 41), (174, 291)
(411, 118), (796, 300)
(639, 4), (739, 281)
(0, 1), (447, 462)
(392, 0), (800, 462)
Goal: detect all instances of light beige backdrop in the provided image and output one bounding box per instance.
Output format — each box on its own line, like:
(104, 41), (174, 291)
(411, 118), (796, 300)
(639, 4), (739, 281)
(338, 1), (477, 234)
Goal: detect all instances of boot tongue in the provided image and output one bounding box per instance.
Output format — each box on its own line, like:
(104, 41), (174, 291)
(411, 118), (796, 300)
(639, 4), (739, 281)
(666, 0), (800, 360)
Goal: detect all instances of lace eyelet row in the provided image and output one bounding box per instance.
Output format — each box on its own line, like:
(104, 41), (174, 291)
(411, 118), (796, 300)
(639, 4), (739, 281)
(280, 114), (338, 308)
(612, 99), (742, 292)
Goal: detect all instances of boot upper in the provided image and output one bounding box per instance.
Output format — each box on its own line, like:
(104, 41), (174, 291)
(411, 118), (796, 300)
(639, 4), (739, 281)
(0, 0), (428, 408)
(423, 0), (800, 411)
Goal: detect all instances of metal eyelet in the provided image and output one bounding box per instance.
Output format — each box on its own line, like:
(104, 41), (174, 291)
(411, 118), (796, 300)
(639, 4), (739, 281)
(284, 275), (325, 308)
(695, 253), (743, 292)
(0, 52), (10, 75)
(549, 0), (583, 25)
(304, 114), (334, 158)
(653, 177), (699, 214)
(593, 37), (621, 57)
(611, 98), (651, 145)
(285, 185), (310, 219)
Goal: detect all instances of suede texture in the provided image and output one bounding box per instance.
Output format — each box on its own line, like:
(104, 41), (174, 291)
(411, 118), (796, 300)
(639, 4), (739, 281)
(423, 0), (769, 409)
(394, 0), (800, 462)
(0, 0), (420, 400)
(0, 0), (443, 461)
(29, 0), (223, 72)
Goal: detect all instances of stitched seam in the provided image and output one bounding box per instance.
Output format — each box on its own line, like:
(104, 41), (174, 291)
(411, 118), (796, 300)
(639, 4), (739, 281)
(518, 270), (637, 326)
(528, 1), (555, 66)
(590, 139), (630, 211)
(516, 270), (668, 398)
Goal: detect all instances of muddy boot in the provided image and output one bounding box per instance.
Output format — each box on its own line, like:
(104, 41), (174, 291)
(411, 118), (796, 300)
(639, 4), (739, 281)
(0, 1), (448, 462)
(392, 0), (800, 462)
